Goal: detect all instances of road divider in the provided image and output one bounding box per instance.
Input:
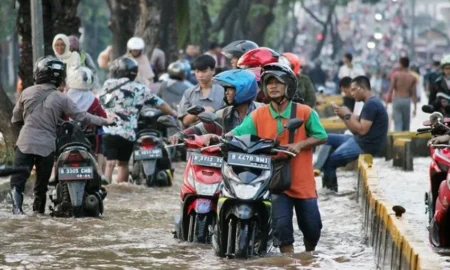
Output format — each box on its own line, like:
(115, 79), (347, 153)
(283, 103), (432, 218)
(357, 154), (440, 269)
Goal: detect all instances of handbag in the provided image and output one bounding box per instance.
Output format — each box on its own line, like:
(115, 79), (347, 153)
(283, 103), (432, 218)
(268, 102), (297, 194)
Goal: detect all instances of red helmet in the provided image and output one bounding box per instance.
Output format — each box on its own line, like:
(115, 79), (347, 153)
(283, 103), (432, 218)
(282, 52), (301, 75)
(237, 47), (280, 69)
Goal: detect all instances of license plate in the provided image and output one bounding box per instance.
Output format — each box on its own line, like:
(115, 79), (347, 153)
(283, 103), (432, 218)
(134, 149), (163, 160)
(58, 167), (94, 180)
(191, 154), (223, 168)
(227, 152), (271, 170)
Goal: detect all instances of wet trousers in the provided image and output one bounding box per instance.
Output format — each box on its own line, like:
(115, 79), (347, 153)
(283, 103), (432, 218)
(10, 148), (54, 198)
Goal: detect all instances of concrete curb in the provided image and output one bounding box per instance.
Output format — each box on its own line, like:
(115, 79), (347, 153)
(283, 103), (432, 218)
(356, 154), (441, 270)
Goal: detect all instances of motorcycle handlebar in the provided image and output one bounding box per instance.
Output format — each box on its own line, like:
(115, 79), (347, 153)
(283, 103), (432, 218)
(272, 148), (297, 157)
(0, 166), (28, 177)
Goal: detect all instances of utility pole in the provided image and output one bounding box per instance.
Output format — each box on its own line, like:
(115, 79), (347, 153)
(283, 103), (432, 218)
(410, 0), (416, 60)
(31, 0), (44, 63)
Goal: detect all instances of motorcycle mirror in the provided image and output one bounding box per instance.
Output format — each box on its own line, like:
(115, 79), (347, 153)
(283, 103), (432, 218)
(422, 105), (435, 114)
(157, 115), (178, 128)
(274, 118), (304, 142)
(198, 112), (218, 123)
(198, 112), (224, 134)
(187, 105), (205, 116)
(285, 118), (304, 131)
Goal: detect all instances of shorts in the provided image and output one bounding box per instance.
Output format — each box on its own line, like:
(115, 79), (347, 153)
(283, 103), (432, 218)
(103, 135), (134, 162)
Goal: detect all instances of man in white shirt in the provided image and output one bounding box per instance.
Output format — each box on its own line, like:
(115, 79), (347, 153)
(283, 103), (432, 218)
(338, 53), (365, 80)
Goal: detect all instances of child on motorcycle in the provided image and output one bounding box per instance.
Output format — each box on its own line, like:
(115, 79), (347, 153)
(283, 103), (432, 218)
(10, 56), (115, 215)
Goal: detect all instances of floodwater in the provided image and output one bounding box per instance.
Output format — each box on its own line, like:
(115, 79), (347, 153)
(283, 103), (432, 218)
(0, 162), (375, 270)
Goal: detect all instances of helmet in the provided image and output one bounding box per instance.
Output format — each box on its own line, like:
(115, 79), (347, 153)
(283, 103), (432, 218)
(109, 57), (138, 81)
(33, 55), (66, 87)
(237, 47), (280, 69)
(282, 52), (301, 75)
(213, 69), (257, 105)
(127, 37), (145, 51)
(222, 40), (259, 59)
(441, 55), (450, 68)
(179, 59), (192, 77)
(67, 66), (95, 89)
(261, 62), (297, 100)
(167, 61), (186, 80)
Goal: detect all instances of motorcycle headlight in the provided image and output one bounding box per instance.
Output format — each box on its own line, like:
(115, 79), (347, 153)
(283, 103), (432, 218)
(222, 164), (271, 200)
(196, 181), (220, 196)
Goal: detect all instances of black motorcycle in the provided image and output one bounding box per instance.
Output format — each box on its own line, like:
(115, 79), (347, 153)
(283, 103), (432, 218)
(196, 112), (303, 258)
(131, 106), (174, 187)
(50, 121), (106, 217)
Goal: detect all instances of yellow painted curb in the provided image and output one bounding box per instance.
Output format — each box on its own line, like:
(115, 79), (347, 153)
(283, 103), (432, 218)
(357, 154), (441, 269)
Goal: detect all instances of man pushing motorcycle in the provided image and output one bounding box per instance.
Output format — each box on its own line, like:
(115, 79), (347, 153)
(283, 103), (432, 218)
(201, 62), (328, 253)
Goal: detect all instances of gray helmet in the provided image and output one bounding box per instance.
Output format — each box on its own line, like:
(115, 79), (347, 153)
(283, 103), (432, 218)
(168, 61), (186, 80)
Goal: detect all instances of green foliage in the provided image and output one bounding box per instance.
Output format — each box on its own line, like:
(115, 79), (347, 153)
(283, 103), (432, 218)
(175, 0), (191, 48)
(249, 4), (270, 20)
(264, 1), (291, 48)
(0, 147), (15, 165)
(78, 0), (111, 59)
(0, 3), (17, 41)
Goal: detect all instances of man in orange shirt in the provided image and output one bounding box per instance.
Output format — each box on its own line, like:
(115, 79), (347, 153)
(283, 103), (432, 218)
(203, 63), (327, 253)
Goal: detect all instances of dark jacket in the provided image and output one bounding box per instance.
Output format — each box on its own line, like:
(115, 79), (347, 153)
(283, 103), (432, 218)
(429, 76), (450, 107)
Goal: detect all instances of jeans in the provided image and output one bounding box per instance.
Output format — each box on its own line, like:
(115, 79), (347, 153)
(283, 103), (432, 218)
(10, 148), (55, 197)
(322, 134), (363, 180)
(392, 97), (411, 131)
(271, 193), (322, 248)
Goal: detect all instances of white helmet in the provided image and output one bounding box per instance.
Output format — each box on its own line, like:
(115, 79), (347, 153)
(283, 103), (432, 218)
(441, 55), (450, 68)
(67, 66), (95, 89)
(127, 37), (145, 51)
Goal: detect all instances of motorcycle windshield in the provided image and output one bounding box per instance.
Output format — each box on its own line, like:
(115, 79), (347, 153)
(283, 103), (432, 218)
(225, 135), (275, 155)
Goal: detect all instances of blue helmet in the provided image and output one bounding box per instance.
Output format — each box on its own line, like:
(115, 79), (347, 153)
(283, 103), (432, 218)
(213, 69), (257, 105)
(179, 59), (192, 78)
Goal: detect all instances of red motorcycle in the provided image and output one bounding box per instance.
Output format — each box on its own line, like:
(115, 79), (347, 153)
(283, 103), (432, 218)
(158, 115), (223, 243)
(420, 105), (450, 248)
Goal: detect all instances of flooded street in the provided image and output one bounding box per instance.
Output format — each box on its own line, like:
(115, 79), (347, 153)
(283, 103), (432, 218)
(0, 162), (375, 270)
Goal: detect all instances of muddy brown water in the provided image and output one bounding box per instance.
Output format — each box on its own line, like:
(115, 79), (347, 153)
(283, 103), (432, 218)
(0, 163), (375, 270)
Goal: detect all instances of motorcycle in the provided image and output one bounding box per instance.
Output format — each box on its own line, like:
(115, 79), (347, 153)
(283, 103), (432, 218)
(50, 121), (106, 218)
(157, 107), (223, 244)
(195, 112), (302, 258)
(418, 106), (450, 249)
(131, 106), (174, 187)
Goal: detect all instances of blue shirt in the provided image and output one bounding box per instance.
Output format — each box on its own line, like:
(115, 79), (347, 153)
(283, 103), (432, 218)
(355, 96), (388, 154)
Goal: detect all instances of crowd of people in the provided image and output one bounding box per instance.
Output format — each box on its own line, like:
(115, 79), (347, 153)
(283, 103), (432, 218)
(10, 32), (450, 256)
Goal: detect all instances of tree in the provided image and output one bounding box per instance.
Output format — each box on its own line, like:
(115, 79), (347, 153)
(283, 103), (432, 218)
(106, 0), (139, 60)
(134, 0), (163, 61)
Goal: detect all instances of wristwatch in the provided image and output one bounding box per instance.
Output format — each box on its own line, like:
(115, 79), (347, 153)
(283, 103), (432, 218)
(344, 113), (352, 121)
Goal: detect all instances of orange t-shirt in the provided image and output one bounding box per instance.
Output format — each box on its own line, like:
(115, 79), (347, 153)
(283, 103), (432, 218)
(233, 102), (327, 199)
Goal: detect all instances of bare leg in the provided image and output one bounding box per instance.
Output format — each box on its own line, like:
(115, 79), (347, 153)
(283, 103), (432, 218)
(105, 160), (116, 183)
(116, 161), (129, 183)
(97, 154), (106, 174)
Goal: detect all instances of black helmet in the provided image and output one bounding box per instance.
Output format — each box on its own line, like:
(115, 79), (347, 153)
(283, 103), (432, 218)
(33, 56), (66, 87)
(222, 40), (259, 59)
(109, 57), (138, 81)
(261, 62), (297, 100)
(167, 61), (186, 80)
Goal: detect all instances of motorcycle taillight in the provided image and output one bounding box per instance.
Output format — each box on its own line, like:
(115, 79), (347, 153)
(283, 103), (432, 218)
(140, 138), (155, 149)
(62, 151), (89, 166)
